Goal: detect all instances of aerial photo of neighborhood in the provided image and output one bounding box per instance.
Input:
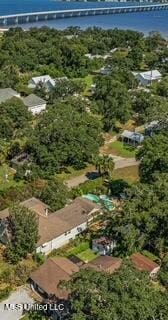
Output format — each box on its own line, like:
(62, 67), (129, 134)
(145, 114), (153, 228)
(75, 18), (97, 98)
(0, 0), (167, 319)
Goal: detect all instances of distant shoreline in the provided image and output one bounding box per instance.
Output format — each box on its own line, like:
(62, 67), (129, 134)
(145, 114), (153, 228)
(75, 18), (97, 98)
(0, 28), (8, 32)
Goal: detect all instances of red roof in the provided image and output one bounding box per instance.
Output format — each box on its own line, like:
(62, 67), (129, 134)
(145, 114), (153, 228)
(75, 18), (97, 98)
(130, 253), (159, 273)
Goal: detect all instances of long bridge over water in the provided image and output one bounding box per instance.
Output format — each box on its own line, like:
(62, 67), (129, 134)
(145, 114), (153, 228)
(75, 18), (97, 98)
(0, 3), (168, 26)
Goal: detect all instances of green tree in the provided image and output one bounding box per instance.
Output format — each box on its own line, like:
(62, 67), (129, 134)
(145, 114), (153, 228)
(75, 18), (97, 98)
(6, 204), (39, 263)
(94, 77), (132, 131)
(128, 46), (143, 69)
(107, 174), (168, 257)
(156, 77), (168, 97)
(93, 155), (114, 178)
(40, 179), (69, 211)
(137, 133), (168, 182)
(0, 98), (32, 140)
(27, 101), (103, 175)
(67, 262), (168, 320)
(159, 254), (168, 289)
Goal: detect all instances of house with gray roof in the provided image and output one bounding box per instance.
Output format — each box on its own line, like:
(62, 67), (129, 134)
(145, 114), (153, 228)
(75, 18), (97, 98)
(28, 75), (55, 90)
(121, 130), (144, 146)
(133, 70), (162, 86)
(22, 94), (46, 115)
(0, 88), (20, 104)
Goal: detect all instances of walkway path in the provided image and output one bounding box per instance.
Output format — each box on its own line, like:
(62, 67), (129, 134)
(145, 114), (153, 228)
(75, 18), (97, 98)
(66, 155), (139, 188)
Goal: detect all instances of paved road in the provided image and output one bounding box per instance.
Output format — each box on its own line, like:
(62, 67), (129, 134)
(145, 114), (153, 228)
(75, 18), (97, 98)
(66, 156), (139, 188)
(111, 156), (139, 169)
(0, 287), (34, 320)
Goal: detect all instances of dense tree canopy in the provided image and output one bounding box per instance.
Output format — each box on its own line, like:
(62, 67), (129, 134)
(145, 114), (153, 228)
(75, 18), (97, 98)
(159, 253), (168, 289)
(67, 263), (168, 320)
(40, 179), (69, 211)
(107, 173), (168, 257)
(27, 100), (103, 175)
(137, 132), (168, 182)
(0, 98), (32, 140)
(132, 92), (168, 123)
(6, 204), (39, 263)
(93, 76), (132, 131)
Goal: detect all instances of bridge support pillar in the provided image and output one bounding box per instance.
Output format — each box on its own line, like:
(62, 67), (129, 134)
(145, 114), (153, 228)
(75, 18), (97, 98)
(2, 18), (7, 25)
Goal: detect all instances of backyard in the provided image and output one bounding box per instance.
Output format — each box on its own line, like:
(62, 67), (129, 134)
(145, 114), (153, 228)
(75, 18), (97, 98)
(105, 140), (137, 158)
(49, 240), (98, 263)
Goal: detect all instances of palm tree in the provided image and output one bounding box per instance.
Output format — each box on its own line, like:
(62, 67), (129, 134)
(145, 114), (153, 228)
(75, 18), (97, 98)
(93, 155), (104, 176)
(102, 155), (115, 178)
(93, 155), (114, 178)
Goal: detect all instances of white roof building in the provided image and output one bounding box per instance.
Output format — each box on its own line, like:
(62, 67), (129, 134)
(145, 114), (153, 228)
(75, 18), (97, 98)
(134, 70), (162, 86)
(28, 75), (55, 89)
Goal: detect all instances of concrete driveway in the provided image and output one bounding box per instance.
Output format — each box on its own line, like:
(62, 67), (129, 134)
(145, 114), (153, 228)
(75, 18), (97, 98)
(0, 287), (34, 320)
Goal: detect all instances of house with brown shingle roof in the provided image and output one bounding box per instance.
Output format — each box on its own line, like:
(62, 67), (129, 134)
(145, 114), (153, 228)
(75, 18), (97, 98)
(81, 255), (122, 274)
(0, 197), (100, 255)
(130, 253), (160, 278)
(30, 255), (122, 301)
(30, 257), (79, 300)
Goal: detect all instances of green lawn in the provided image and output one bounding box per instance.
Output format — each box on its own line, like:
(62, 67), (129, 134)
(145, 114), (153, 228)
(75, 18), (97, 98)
(49, 241), (98, 263)
(107, 141), (136, 158)
(83, 75), (94, 95)
(112, 165), (139, 183)
(77, 248), (98, 263)
(66, 241), (90, 256)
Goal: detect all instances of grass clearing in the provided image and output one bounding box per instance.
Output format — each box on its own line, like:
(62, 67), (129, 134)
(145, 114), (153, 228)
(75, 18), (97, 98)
(66, 241), (90, 256)
(0, 165), (24, 191)
(77, 248), (98, 263)
(112, 165), (139, 183)
(106, 141), (136, 158)
(83, 74), (94, 95)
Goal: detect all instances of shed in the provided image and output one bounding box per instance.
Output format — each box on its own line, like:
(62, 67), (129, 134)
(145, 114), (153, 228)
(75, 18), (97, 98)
(121, 130), (144, 146)
(81, 255), (122, 274)
(130, 253), (160, 278)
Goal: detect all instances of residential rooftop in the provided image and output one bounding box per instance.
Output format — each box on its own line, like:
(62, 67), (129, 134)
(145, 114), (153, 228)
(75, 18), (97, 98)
(30, 257), (79, 299)
(121, 130), (144, 143)
(22, 94), (46, 108)
(0, 88), (20, 104)
(130, 253), (160, 273)
(81, 255), (122, 274)
(0, 197), (100, 247)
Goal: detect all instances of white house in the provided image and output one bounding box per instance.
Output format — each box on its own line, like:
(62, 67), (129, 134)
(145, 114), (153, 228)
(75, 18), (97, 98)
(36, 197), (100, 254)
(134, 70), (162, 86)
(22, 94), (46, 115)
(0, 88), (20, 104)
(28, 75), (55, 90)
(0, 197), (100, 255)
